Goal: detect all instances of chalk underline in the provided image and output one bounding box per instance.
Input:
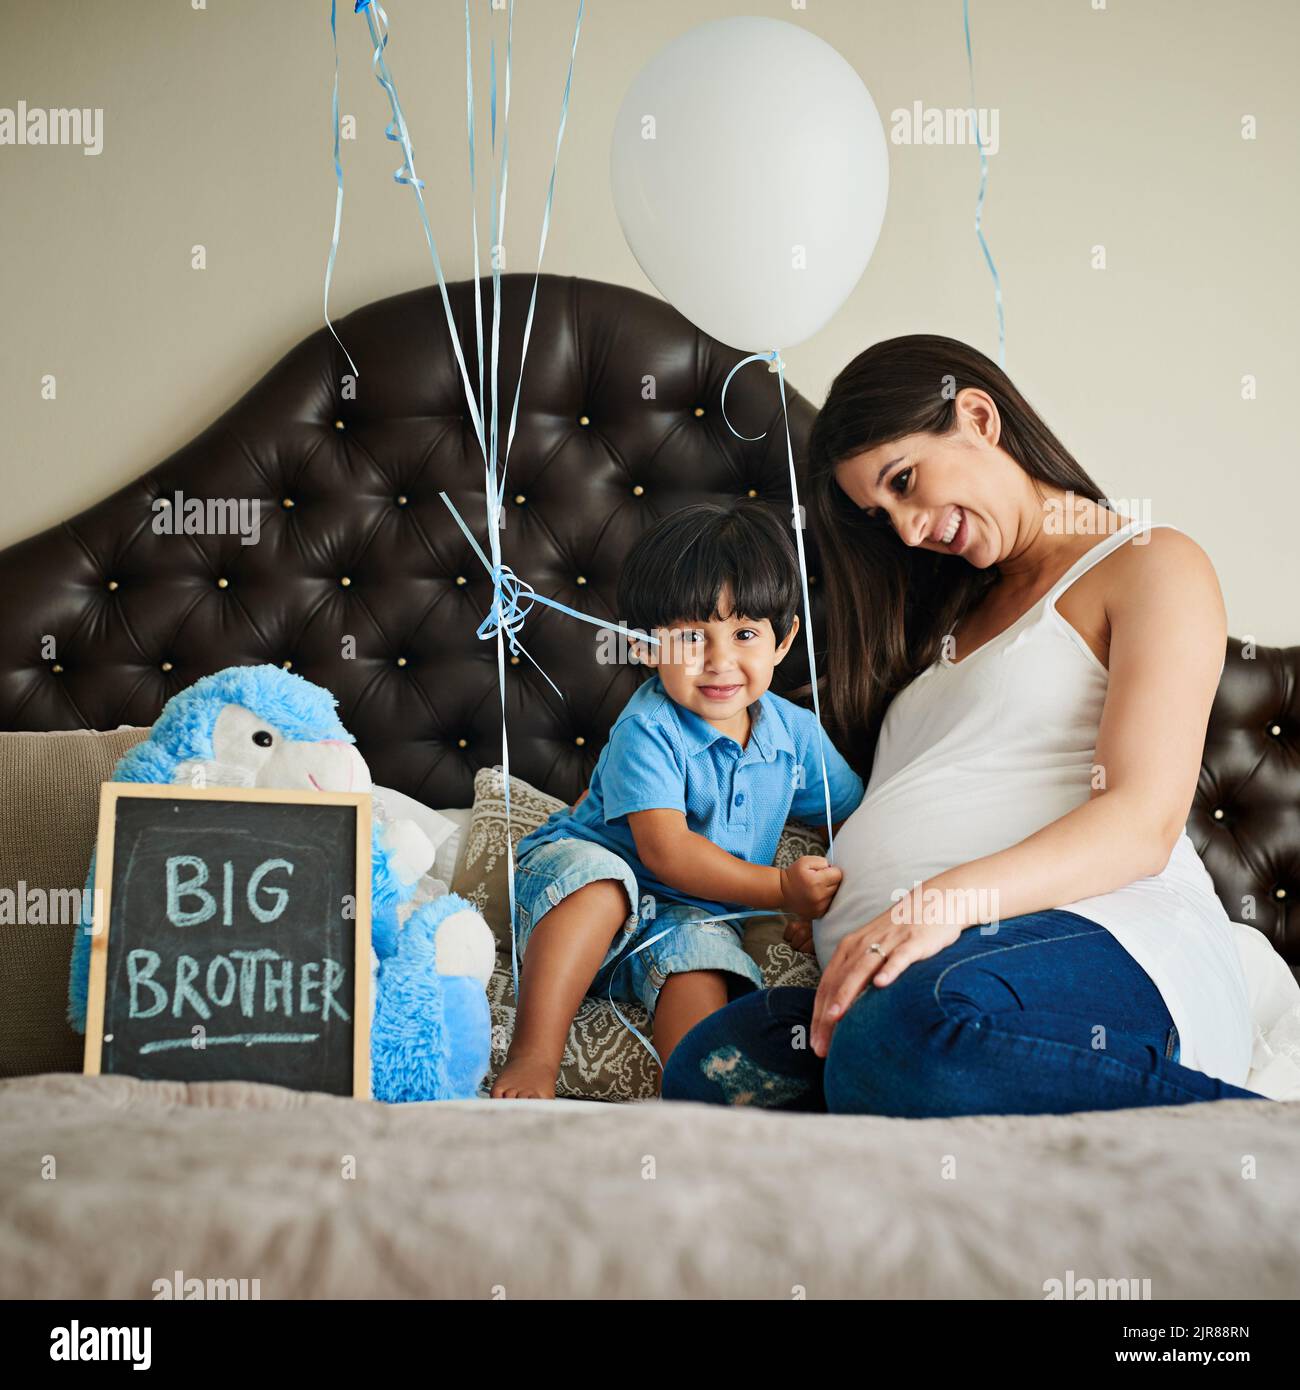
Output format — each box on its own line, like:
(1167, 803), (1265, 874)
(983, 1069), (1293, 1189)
(137, 1033), (321, 1054)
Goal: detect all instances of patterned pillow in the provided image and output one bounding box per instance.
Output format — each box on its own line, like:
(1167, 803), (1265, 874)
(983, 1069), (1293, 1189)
(451, 764), (825, 1102)
(449, 765), (569, 953)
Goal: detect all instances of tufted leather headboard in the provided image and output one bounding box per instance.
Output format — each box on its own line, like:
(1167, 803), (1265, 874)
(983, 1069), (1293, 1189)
(0, 273), (824, 795)
(1194, 644), (1298, 966)
(0, 273), (1293, 967)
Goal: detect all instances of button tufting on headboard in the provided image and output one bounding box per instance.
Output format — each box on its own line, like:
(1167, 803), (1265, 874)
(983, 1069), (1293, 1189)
(0, 273), (826, 809)
(0, 273), (1294, 967)
(1190, 641), (1299, 964)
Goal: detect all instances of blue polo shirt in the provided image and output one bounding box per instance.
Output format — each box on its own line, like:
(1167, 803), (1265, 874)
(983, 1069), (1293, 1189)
(514, 673), (865, 917)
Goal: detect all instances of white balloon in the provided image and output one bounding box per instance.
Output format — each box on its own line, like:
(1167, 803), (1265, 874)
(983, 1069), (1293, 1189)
(610, 16), (889, 353)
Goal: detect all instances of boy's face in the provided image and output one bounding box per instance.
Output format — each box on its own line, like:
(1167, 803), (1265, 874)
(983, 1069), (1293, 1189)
(632, 584), (799, 725)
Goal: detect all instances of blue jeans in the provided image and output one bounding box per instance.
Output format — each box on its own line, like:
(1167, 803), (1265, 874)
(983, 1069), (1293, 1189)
(661, 909), (1266, 1115)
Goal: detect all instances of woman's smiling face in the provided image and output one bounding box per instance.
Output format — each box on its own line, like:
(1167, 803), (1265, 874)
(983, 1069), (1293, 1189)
(831, 388), (1016, 570)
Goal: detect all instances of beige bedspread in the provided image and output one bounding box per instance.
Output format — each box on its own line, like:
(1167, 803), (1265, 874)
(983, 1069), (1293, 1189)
(1, 1073), (1296, 1300)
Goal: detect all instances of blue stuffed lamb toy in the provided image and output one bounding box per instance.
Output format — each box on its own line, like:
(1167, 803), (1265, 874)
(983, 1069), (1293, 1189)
(67, 664), (494, 1102)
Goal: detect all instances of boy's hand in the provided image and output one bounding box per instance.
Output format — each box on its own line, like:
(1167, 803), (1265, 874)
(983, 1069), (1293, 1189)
(779, 856), (843, 920)
(783, 917), (816, 954)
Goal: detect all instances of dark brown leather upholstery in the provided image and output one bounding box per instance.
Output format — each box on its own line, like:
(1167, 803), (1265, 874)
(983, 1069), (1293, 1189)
(0, 274), (1294, 967)
(0, 273), (823, 791)
(1191, 641), (1298, 966)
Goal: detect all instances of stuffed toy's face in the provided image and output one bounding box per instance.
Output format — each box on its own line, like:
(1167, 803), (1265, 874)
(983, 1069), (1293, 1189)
(174, 704), (372, 793)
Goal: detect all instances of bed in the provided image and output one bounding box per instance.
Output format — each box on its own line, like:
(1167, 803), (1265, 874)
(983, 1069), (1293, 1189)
(1, 273), (1297, 1299)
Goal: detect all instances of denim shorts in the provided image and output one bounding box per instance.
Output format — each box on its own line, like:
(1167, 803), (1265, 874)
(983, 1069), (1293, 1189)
(511, 837), (764, 1015)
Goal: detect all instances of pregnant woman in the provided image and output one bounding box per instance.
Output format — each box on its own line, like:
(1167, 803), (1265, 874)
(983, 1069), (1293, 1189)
(661, 334), (1264, 1115)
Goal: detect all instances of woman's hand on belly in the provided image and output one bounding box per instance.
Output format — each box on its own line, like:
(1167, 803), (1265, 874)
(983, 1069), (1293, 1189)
(810, 910), (960, 1057)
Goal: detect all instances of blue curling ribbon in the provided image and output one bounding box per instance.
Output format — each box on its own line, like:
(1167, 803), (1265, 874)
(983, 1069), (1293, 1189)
(323, 0), (358, 379)
(497, 0), (584, 516)
(438, 488), (660, 705)
(485, 3), (513, 539)
(339, 0), (592, 1011)
(353, 0), (489, 458)
(605, 907), (787, 1071)
(718, 350), (838, 862)
(774, 353), (840, 861)
(334, 4), (809, 1075)
(465, 0), (485, 440)
(466, 0), (584, 1010)
(963, 0), (1005, 368)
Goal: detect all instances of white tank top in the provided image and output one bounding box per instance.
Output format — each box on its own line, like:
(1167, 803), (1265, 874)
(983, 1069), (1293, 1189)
(815, 519), (1254, 1086)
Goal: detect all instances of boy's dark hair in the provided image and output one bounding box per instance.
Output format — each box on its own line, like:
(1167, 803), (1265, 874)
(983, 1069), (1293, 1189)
(616, 499), (801, 647)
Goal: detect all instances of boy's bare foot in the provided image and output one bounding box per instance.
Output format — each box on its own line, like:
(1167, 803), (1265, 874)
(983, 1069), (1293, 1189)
(491, 1054), (559, 1100)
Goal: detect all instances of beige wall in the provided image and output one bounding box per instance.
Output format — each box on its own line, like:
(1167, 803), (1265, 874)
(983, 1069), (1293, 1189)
(2, 0), (1296, 642)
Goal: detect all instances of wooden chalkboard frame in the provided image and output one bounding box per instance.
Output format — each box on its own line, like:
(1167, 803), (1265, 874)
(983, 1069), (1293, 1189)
(83, 783), (373, 1099)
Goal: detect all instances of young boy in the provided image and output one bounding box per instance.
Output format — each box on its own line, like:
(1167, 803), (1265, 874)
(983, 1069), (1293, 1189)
(492, 501), (865, 1099)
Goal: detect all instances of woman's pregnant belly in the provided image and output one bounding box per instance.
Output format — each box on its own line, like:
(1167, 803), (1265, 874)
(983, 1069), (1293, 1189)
(814, 754), (1095, 968)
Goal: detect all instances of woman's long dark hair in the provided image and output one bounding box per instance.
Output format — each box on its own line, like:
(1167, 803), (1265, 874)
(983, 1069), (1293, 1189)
(806, 334), (1111, 775)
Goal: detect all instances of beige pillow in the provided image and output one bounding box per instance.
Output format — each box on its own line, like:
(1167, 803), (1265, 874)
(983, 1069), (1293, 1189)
(452, 764), (826, 1101)
(0, 727), (150, 1078)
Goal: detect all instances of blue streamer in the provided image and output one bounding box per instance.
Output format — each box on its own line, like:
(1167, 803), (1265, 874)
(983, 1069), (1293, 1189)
(496, 0), (585, 516)
(438, 488), (660, 706)
(717, 351), (838, 860)
(354, 0), (488, 457)
(606, 908), (781, 1070)
(486, 3), (513, 544)
(963, 0), (1005, 367)
(332, 4), (813, 1072)
(720, 350), (778, 441)
(339, 0), (585, 1008)
(465, 1), (485, 440)
(323, 0), (359, 379)
(773, 351), (838, 859)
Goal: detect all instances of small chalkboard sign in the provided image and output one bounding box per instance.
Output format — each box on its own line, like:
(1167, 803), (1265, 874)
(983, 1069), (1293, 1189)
(83, 785), (372, 1098)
